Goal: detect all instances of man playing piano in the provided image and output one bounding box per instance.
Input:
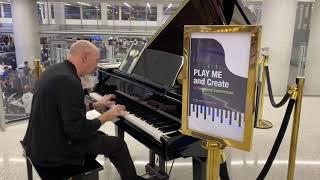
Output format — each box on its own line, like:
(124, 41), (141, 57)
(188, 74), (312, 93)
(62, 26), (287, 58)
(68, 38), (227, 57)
(23, 40), (146, 180)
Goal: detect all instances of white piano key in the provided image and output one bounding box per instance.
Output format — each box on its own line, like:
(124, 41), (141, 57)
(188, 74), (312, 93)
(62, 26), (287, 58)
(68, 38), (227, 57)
(240, 113), (245, 127)
(89, 92), (176, 142)
(198, 105), (205, 120)
(89, 92), (103, 101)
(222, 110), (231, 125)
(213, 108), (221, 122)
(231, 111), (240, 126)
(206, 107), (213, 121)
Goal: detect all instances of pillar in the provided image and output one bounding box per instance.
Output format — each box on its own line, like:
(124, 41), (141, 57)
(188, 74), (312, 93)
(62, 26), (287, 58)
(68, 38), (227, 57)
(260, 0), (298, 95)
(305, 0), (320, 95)
(53, 2), (65, 24)
(101, 2), (108, 25)
(11, 0), (41, 67)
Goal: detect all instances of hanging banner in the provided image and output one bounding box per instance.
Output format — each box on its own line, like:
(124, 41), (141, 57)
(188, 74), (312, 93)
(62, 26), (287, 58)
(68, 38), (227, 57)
(181, 25), (261, 151)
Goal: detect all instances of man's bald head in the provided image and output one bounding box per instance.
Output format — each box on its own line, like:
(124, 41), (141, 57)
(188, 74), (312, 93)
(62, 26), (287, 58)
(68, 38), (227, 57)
(69, 40), (99, 57)
(68, 40), (100, 77)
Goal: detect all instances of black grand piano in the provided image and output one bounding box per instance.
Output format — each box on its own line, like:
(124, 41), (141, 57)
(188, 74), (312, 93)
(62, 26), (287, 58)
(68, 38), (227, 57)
(89, 0), (252, 179)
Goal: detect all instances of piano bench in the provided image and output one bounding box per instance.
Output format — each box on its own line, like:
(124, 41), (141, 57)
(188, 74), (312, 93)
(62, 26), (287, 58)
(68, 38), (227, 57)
(20, 141), (103, 180)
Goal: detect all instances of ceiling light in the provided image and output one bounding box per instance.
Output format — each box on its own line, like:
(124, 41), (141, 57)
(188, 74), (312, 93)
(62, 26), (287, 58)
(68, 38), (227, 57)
(147, 3), (151, 13)
(65, 3), (71, 6)
(37, 1), (45, 4)
(77, 2), (91, 6)
(168, 3), (172, 9)
(124, 2), (132, 8)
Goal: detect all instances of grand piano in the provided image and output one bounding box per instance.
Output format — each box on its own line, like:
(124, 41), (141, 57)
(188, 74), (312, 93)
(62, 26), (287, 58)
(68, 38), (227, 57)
(89, 0), (252, 179)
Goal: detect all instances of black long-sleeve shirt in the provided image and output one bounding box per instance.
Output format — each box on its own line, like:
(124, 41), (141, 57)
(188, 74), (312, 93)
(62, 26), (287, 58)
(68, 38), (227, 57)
(24, 60), (101, 167)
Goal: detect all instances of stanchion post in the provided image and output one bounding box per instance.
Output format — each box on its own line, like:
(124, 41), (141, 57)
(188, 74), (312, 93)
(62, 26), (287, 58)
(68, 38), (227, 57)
(287, 77), (304, 180)
(256, 49), (273, 129)
(33, 59), (41, 79)
(202, 140), (225, 180)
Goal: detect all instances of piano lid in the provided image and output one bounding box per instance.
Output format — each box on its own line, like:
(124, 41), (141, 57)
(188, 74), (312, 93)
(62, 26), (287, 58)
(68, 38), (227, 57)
(146, 0), (236, 56)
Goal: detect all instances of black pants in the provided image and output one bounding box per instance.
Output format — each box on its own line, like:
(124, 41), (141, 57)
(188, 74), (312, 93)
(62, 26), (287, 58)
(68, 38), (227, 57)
(87, 133), (137, 180)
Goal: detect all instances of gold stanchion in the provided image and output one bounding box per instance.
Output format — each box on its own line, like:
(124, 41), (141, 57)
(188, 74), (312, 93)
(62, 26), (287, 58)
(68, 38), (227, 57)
(202, 140), (225, 180)
(287, 77), (304, 180)
(256, 53), (273, 129)
(33, 59), (41, 78)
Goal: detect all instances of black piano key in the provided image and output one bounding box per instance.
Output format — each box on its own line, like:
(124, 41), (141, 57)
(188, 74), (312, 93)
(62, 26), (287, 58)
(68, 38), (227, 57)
(153, 121), (175, 128)
(158, 124), (180, 131)
(196, 105), (199, 118)
(204, 106), (206, 120)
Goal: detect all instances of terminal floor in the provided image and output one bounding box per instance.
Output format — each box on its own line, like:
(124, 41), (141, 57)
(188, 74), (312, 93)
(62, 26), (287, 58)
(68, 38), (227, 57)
(0, 96), (319, 180)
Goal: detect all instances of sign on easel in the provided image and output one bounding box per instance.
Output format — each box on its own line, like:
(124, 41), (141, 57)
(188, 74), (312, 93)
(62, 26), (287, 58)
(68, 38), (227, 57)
(181, 25), (261, 151)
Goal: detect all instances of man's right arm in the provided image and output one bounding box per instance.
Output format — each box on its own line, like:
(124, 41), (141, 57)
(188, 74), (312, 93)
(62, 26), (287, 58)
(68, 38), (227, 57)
(97, 104), (126, 125)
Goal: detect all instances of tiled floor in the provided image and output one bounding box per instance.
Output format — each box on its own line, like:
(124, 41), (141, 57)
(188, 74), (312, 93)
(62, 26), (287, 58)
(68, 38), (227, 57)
(0, 96), (319, 180)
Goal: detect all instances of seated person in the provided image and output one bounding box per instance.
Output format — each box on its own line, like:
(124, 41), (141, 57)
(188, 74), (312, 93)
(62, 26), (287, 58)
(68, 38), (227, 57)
(23, 40), (146, 180)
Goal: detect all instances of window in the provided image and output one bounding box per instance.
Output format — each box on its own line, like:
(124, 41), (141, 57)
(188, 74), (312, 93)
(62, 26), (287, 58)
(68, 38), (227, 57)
(121, 6), (130, 20)
(37, 4), (45, 19)
(83, 5), (101, 20)
(130, 6), (146, 21)
(65, 4), (80, 19)
(107, 5), (119, 20)
(147, 6), (157, 21)
(0, 5), (2, 18)
(51, 4), (54, 19)
(3, 3), (12, 18)
(163, 5), (177, 16)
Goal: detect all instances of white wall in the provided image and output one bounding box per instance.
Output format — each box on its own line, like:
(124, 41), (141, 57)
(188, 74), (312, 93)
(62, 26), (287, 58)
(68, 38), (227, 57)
(305, 0), (320, 95)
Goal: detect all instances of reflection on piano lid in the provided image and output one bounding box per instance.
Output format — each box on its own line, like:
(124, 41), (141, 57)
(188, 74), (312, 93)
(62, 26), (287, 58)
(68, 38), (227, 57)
(131, 49), (183, 88)
(119, 44), (145, 74)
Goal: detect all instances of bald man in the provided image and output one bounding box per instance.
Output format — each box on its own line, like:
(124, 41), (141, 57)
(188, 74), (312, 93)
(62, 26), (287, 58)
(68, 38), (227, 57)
(23, 40), (142, 180)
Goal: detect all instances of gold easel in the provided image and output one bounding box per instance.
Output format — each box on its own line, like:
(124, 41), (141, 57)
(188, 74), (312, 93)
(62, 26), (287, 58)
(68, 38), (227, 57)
(201, 140), (225, 180)
(287, 77), (305, 180)
(256, 49), (273, 129)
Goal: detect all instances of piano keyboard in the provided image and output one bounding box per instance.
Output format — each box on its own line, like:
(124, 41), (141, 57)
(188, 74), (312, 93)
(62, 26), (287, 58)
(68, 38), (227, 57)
(189, 104), (244, 127)
(89, 92), (179, 142)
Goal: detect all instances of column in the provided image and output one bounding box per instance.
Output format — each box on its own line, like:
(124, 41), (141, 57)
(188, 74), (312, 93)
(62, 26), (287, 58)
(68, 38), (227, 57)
(44, 2), (49, 24)
(11, 0), (41, 67)
(0, 4), (4, 18)
(157, 4), (164, 25)
(53, 2), (65, 24)
(101, 2), (108, 25)
(305, 1), (320, 95)
(260, 0), (298, 95)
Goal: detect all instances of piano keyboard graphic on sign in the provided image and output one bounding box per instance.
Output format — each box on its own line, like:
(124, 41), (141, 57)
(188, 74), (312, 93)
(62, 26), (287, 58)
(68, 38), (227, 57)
(189, 104), (244, 128)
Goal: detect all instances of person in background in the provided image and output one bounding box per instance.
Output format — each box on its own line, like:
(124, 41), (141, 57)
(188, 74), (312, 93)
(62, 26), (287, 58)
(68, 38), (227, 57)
(21, 85), (33, 115)
(1, 66), (9, 81)
(23, 61), (31, 77)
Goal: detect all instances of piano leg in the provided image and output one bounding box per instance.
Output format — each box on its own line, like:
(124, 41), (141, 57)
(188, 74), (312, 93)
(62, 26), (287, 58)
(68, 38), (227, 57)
(145, 151), (169, 180)
(159, 157), (166, 174)
(192, 157), (206, 180)
(115, 125), (124, 139)
(149, 150), (155, 167)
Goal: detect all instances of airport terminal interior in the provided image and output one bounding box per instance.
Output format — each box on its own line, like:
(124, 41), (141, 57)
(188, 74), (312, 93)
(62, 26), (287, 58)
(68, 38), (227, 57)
(0, 0), (320, 179)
